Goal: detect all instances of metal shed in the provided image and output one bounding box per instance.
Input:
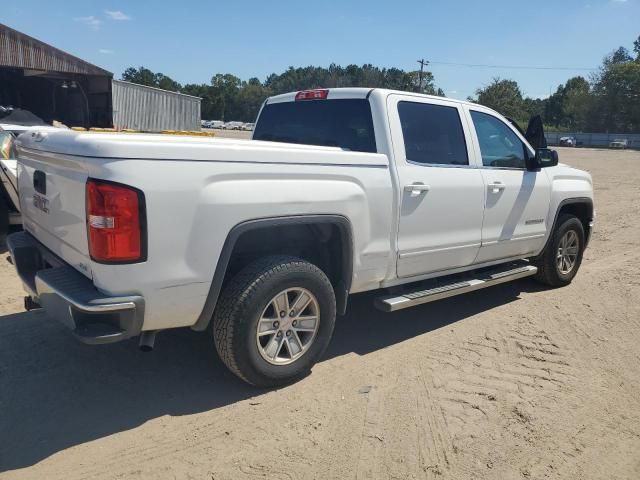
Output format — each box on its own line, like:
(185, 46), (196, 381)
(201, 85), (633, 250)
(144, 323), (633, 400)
(0, 22), (113, 127)
(112, 80), (201, 132)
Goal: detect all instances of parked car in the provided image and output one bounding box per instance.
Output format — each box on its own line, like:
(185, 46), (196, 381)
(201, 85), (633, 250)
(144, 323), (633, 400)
(210, 120), (225, 129)
(0, 130), (18, 242)
(8, 88), (594, 387)
(609, 138), (628, 149)
(559, 136), (577, 147)
(223, 121), (244, 130)
(242, 123), (255, 131)
(1, 107), (63, 240)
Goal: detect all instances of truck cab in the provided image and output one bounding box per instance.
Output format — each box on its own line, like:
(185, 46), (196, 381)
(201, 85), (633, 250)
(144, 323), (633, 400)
(254, 88), (592, 281)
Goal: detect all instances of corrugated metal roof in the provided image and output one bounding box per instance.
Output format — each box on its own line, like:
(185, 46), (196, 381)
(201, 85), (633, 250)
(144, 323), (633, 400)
(0, 23), (112, 76)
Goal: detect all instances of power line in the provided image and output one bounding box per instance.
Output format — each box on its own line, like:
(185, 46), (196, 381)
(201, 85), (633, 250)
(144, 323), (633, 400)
(428, 60), (597, 71)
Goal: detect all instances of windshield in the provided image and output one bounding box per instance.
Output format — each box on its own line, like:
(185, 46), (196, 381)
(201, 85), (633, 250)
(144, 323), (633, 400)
(254, 99), (377, 153)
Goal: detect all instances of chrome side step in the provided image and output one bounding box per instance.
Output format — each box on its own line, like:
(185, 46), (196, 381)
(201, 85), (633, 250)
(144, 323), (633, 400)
(375, 263), (538, 312)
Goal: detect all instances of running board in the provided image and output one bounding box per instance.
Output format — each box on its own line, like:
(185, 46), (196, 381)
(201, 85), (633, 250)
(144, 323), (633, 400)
(375, 263), (538, 312)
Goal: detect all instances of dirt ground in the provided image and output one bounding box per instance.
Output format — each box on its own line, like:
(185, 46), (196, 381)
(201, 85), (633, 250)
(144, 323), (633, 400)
(1, 147), (639, 480)
(203, 128), (252, 140)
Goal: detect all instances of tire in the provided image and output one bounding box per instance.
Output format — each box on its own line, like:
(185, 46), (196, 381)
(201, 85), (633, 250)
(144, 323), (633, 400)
(533, 214), (585, 287)
(212, 255), (336, 387)
(0, 196), (9, 245)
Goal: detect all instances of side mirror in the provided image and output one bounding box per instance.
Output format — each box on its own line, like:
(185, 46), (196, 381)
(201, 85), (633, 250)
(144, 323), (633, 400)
(530, 148), (558, 170)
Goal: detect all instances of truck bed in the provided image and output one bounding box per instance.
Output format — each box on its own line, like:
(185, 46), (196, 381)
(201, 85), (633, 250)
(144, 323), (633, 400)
(15, 129), (394, 331)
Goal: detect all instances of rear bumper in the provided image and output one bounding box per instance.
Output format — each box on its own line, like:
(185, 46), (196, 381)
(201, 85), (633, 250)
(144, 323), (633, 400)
(7, 231), (145, 345)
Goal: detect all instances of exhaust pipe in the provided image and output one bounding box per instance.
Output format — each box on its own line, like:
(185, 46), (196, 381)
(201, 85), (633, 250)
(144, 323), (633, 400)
(24, 296), (41, 311)
(139, 331), (157, 352)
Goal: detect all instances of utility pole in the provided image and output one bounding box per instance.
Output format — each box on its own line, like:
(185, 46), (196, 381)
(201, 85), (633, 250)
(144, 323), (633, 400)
(417, 58), (429, 92)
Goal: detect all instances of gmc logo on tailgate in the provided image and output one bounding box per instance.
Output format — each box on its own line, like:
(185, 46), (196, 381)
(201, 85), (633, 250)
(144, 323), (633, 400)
(33, 193), (50, 214)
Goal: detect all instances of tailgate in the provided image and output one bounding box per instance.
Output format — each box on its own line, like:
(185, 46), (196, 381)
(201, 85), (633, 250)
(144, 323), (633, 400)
(17, 140), (92, 278)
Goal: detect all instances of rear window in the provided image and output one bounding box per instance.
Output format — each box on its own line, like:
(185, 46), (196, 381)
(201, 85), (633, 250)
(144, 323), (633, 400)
(253, 99), (377, 153)
(398, 101), (468, 166)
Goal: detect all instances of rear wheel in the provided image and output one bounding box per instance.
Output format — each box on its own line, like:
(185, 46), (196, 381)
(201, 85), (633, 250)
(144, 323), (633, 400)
(213, 255), (336, 387)
(533, 214), (585, 287)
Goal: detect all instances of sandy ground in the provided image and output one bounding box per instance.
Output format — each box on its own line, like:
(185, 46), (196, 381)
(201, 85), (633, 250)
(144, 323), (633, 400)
(1, 147), (639, 479)
(203, 128), (252, 140)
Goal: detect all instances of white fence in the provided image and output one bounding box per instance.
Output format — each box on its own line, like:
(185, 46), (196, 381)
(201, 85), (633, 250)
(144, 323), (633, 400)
(546, 132), (640, 149)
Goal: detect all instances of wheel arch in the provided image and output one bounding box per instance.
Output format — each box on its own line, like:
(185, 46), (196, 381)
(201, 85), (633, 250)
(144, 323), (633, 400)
(192, 215), (354, 331)
(543, 197), (594, 254)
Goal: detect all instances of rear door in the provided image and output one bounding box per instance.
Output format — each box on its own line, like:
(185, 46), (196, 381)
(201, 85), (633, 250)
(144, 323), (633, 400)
(388, 95), (485, 278)
(465, 108), (551, 263)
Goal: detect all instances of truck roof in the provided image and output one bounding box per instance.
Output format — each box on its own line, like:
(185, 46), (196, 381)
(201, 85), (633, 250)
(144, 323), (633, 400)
(265, 87), (475, 107)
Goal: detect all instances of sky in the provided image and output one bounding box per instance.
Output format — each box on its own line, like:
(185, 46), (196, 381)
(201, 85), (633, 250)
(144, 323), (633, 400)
(2, 0), (639, 100)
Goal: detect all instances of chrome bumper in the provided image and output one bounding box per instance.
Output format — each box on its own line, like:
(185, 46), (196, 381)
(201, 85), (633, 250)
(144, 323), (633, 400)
(7, 231), (145, 345)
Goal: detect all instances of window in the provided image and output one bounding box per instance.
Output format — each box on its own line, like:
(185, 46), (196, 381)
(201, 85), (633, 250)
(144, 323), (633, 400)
(398, 101), (468, 166)
(470, 111), (528, 169)
(253, 99), (376, 153)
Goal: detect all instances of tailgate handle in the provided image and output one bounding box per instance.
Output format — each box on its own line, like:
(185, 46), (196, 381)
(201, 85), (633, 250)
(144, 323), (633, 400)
(34, 170), (46, 195)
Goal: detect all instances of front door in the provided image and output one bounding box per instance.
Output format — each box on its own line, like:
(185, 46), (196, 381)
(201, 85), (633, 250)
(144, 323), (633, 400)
(389, 95), (485, 278)
(466, 108), (551, 263)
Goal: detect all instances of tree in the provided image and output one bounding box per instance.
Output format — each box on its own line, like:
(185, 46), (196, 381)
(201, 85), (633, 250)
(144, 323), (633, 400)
(544, 76), (591, 130)
(606, 47), (633, 66)
(181, 83), (225, 120)
(210, 73), (243, 120)
(472, 78), (525, 119)
(591, 60), (640, 132)
(561, 77), (591, 130)
(634, 35), (640, 60)
(121, 66), (181, 92)
(263, 64), (443, 96)
(122, 66), (156, 86)
(154, 73), (181, 92)
(236, 78), (270, 122)
(523, 97), (546, 121)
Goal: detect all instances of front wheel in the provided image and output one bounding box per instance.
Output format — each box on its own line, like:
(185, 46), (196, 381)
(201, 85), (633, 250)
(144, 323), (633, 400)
(533, 214), (585, 287)
(212, 255), (336, 387)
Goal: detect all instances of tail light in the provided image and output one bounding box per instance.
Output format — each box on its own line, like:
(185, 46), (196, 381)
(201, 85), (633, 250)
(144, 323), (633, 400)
(86, 179), (146, 263)
(295, 89), (329, 101)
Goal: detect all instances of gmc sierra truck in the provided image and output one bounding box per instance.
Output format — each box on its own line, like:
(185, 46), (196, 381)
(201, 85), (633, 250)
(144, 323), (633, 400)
(7, 88), (594, 387)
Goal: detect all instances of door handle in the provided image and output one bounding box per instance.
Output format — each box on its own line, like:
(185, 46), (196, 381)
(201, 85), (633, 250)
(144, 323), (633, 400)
(487, 182), (505, 193)
(404, 184), (431, 197)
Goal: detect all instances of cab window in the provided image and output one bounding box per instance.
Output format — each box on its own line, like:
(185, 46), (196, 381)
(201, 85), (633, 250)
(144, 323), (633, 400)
(470, 111), (528, 169)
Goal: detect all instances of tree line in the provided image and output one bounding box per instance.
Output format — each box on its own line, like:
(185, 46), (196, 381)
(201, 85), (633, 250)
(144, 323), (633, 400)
(122, 34), (640, 133)
(122, 64), (444, 123)
(470, 35), (640, 133)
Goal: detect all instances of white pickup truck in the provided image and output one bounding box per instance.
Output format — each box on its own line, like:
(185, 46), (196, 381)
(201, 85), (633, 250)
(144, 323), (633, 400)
(7, 88), (594, 386)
